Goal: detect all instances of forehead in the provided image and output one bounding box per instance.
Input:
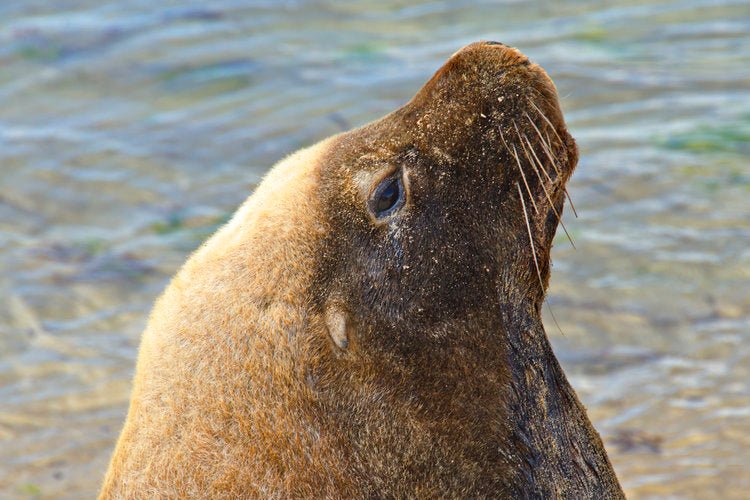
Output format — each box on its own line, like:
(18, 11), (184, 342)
(324, 120), (504, 193)
(324, 113), (481, 176)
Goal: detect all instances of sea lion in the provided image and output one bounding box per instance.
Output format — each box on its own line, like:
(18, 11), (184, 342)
(101, 41), (623, 498)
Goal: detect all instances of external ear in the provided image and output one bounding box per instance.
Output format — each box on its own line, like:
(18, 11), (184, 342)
(325, 306), (350, 350)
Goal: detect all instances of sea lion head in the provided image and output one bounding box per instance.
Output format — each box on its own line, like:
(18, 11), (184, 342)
(291, 42), (584, 493)
(101, 41), (619, 499)
(313, 41), (577, 359)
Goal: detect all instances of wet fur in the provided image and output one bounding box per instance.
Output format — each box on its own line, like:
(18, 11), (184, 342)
(101, 42), (623, 498)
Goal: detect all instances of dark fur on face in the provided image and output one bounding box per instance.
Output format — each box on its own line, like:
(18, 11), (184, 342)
(304, 42), (620, 497)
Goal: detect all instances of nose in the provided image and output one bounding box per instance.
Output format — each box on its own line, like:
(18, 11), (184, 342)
(450, 40), (531, 68)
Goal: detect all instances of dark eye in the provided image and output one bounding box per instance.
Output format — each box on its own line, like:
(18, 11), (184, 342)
(370, 175), (405, 219)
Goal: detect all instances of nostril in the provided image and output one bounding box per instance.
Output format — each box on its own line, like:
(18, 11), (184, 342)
(479, 41), (531, 68)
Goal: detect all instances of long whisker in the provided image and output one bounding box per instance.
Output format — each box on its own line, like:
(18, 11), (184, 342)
(519, 134), (576, 249)
(519, 132), (576, 249)
(524, 106), (569, 333)
(501, 130), (538, 215)
(543, 127), (579, 218)
(522, 135), (553, 183)
(547, 125), (579, 219)
(525, 111), (561, 177)
(543, 128), (579, 218)
(526, 111), (579, 218)
(515, 120), (551, 190)
(515, 121), (556, 204)
(529, 101), (562, 144)
(546, 301), (565, 336)
(517, 182), (544, 291)
(563, 186), (578, 218)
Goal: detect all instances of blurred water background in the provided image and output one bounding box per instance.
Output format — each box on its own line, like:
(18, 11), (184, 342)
(1, 0), (748, 498)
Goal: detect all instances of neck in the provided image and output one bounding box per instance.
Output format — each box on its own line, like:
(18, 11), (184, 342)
(501, 307), (624, 497)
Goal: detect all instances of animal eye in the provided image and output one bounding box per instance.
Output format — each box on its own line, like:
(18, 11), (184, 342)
(370, 175), (405, 219)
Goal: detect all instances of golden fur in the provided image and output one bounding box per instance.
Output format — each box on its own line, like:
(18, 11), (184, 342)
(101, 140), (350, 497)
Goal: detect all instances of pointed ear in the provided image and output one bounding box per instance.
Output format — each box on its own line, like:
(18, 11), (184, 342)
(325, 305), (350, 350)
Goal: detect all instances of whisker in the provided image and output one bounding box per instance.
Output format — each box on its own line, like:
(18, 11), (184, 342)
(517, 182), (544, 292)
(529, 101), (562, 144)
(546, 301), (565, 336)
(519, 134), (576, 249)
(523, 111), (550, 146)
(514, 122), (553, 199)
(543, 128), (579, 218)
(564, 189), (578, 218)
(527, 114), (579, 219)
(525, 111), (562, 177)
(514, 122), (545, 181)
(500, 130), (538, 215)
(514, 121), (534, 166)
(522, 135), (553, 184)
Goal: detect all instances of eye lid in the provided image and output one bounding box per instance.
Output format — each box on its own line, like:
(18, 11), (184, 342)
(365, 165), (401, 200)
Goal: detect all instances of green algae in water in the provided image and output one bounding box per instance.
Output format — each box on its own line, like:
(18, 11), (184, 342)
(16, 44), (64, 62)
(150, 213), (186, 235)
(150, 211), (232, 252)
(659, 120), (750, 155)
(78, 238), (108, 257)
(678, 160), (750, 193)
(16, 483), (42, 498)
(573, 23), (609, 43)
(159, 60), (258, 95)
(342, 42), (388, 62)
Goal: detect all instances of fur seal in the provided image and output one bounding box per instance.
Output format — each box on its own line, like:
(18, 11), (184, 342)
(101, 42), (623, 498)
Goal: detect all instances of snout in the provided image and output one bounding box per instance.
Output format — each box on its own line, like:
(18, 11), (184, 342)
(450, 40), (531, 68)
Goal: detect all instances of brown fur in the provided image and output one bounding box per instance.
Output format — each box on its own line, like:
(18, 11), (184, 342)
(101, 42), (623, 498)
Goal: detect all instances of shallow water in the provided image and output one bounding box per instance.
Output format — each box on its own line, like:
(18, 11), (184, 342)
(1, 1), (748, 498)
